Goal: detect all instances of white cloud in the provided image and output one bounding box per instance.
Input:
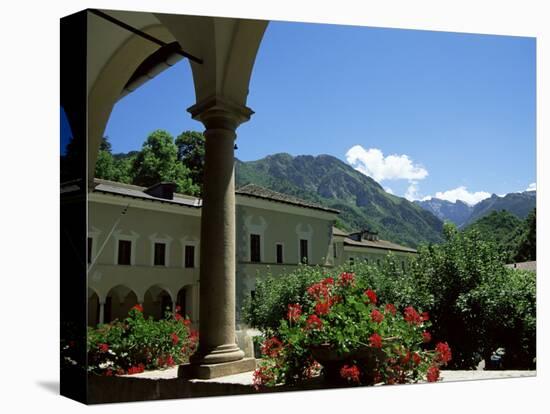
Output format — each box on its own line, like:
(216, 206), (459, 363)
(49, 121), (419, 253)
(345, 145), (428, 182)
(525, 182), (536, 192)
(432, 186), (491, 205)
(404, 181), (421, 201)
(384, 187), (394, 195)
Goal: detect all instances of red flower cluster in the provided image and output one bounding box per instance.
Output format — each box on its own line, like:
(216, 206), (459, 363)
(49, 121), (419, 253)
(364, 289), (377, 304)
(307, 282), (330, 300)
(127, 363), (145, 375)
(131, 304), (143, 312)
(412, 352), (422, 366)
(322, 277), (335, 286)
(385, 303), (397, 316)
(157, 355), (175, 367)
(422, 331), (432, 343)
(421, 311), (430, 322)
(340, 364), (361, 383)
(369, 333), (383, 348)
(404, 306), (423, 325)
(338, 272), (355, 286)
(287, 303), (303, 322)
(435, 342), (452, 364)
(305, 314), (323, 330)
(371, 309), (384, 324)
(170, 332), (179, 345)
(253, 366), (275, 390)
(98, 343), (109, 353)
(427, 365), (440, 382)
(315, 301), (331, 316)
(261, 337), (283, 358)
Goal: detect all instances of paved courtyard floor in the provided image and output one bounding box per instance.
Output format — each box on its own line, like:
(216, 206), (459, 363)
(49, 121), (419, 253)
(124, 366), (535, 385)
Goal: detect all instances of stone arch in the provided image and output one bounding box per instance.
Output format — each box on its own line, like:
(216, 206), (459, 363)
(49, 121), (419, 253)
(143, 284), (175, 320)
(176, 285), (194, 320)
(87, 17), (181, 184)
(87, 287), (100, 326)
(105, 284), (138, 323)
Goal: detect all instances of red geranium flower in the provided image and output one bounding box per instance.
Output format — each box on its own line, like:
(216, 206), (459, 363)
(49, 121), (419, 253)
(427, 365), (440, 382)
(183, 318), (192, 327)
(321, 277), (335, 286)
(412, 352), (422, 366)
(253, 366), (275, 390)
(371, 309), (384, 324)
(98, 343), (109, 353)
(175, 313), (183, 321)
(127, 364), (145, 375)
(170, 332), (179, 345)
(340, 364), (361, 383)
(338, 272), (355, 286)
(305, 314), (323, 330)
(315, 301), (331, 315)
(435, 342), (452, 364)
(166, 355), (175, 367)
(131, 304), (143, 312)
(364, 289), (377, 304)
(261, 337), (284, 358)
(385, 303), (397, 316)
(421, 311), (430, 322)
(401, 351), (411, 365)
(287, 303), (303, 322)
(307, 282), (330, 300)
(422, 331), (432, 343)
(404, 306), (422, 325)
(369, 333), (383, 348)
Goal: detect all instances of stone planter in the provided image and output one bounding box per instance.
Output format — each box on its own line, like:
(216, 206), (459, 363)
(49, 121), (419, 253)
(310, 344), (385, 385)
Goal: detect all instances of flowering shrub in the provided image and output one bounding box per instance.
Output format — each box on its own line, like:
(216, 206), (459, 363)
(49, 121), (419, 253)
(253, 273), (451, 388)
(87, 306), (198, 376)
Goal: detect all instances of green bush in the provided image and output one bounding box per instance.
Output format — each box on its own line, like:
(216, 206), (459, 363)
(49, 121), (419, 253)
(244, 222), (536, 370)
(86, 305), (198, 375)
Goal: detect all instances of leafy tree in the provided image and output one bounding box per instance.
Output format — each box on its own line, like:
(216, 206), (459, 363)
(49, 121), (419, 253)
(514, 208), (536, 262)
(132, 130), (199, 195)
(175, 131), (205, 194)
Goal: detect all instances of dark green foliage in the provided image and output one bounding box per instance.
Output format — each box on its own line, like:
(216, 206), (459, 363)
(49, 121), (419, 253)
(244, 223), (536, 369)
(236, 153), (444, 247)
(417, 223), (536, 368)
(464, 210), (523, 263)
(514, 208), (536, 262)
(175, 131), (205, 194)
(95, 137), (136, 184)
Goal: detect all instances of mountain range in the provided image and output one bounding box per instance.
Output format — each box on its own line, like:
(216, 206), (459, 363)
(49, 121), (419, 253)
(235, 153), (444, 247)
(414, 191), (536, 228)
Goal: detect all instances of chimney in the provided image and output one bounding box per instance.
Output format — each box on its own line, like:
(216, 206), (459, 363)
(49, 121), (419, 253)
(144, 182), (177, 200)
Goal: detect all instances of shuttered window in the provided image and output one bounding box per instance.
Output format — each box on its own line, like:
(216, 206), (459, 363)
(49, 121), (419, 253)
(154, 242), (166, 266)
(118, 240), (132, 265)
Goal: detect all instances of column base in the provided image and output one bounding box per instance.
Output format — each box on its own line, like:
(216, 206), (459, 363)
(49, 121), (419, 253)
(178, 357), (256, 380)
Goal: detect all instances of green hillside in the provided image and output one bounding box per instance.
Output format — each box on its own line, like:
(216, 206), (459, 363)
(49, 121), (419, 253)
(236, 153), (444, 247)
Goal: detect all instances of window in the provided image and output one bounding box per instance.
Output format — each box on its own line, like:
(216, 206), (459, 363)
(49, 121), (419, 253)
(276, 243), (283, 264)
(300, 239), (309, 264)
(185, 245), (195, 268)
(154, 242), (166, 266)
(118, 240), (132, 265)
(87, 237), (92, 264)
(250, 234), (261, 263)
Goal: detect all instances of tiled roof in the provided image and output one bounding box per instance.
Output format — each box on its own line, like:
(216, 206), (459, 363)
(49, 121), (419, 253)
(93, 179), (202, 208)
(236, 184), (340, 214)
(332, 226), (349, 237)
(343, 237), (417, 253)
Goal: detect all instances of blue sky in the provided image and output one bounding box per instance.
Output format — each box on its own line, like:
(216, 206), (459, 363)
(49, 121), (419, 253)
(102, 20), (536, 204)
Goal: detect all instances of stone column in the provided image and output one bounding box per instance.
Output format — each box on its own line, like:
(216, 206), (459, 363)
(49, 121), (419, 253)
(183, 97), (256, 377)
(98, 301), (105, 325)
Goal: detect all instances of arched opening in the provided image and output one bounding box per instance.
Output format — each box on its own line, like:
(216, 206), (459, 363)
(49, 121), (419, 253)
(143, 285), (173, 320)
(176, 286), (194, 319)
(105, 285), (138, 323)
(87, 288), (100, 326)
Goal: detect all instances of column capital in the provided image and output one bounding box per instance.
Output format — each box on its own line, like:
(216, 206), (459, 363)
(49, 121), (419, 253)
(187, 95), (254, 131)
